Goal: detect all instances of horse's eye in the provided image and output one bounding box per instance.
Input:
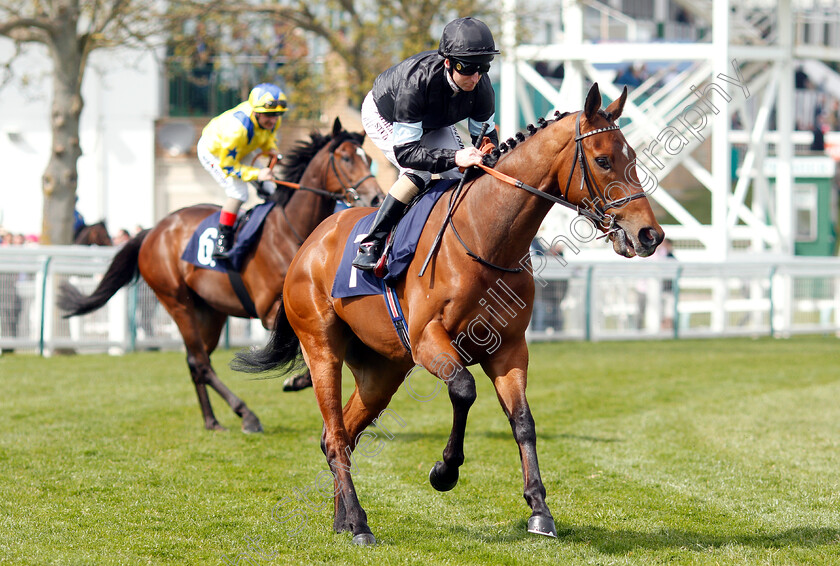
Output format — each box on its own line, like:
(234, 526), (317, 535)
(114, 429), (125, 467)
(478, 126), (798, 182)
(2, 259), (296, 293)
(595, 156), (611, 170)
(342, 154), (352, 164)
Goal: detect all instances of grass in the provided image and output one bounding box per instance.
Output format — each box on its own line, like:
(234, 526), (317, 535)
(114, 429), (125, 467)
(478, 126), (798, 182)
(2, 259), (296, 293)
(0, 336), (839, 565)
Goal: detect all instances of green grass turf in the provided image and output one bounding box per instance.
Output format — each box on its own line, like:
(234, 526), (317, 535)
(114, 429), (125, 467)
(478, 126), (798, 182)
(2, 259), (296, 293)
(0, 336), (838, 565)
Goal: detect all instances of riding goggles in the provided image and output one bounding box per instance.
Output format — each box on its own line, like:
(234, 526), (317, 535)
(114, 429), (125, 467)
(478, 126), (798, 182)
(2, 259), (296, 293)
(452, 59), (491, 75)
(259, 98), (288, 112)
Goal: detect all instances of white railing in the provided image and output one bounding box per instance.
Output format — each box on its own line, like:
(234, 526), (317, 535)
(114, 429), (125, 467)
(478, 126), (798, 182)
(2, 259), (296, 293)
(0, 246), (266, 356)
(527, 257), (840, 341)
(1, 246), (839, 355)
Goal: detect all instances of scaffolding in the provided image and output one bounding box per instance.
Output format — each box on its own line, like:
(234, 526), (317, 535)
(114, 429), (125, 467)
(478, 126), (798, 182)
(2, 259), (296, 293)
(500, 0), (840, 260)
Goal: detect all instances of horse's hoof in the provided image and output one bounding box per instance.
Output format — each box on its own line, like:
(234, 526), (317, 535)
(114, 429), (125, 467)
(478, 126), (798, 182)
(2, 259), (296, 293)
(352, 533), (376, 546)
(283, 374), (313, 392)
(527, 515), (557, 538)
(242, 414), (263, 434)
(428, 462), (458, 492)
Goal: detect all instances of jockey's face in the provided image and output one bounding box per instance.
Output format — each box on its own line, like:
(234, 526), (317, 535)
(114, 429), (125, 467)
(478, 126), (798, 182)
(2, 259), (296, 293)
(445, 59), (481, 92)
(255, 112), (280, 130)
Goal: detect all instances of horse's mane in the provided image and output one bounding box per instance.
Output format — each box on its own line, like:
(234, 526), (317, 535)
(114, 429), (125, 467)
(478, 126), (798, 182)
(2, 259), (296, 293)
(487, 109), (612, 167)
(280, 129), (365, 184)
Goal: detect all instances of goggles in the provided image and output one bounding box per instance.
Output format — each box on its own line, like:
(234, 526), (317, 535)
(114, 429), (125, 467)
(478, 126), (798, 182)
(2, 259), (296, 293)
(452, 59), (491, 76)
(257, 98), (288, 112)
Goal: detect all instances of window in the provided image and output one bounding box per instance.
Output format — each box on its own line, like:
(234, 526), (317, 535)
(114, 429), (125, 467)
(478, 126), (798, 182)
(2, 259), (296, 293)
(794, 184), (818, 242)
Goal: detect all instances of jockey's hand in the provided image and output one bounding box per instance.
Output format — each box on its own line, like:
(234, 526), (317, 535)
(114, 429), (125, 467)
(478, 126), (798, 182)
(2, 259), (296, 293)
(454, 147), (485, 169)
(257, 167), (274, 182)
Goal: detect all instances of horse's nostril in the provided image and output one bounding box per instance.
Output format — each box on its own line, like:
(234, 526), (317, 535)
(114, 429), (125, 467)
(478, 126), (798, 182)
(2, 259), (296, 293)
(638, 227), (661, 248)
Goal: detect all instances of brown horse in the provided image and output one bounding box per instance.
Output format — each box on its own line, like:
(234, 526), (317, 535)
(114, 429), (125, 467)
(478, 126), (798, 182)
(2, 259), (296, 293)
(59, 118), (384, 433)
(74, 221), (113, 246)
(233, 84), (664, 544)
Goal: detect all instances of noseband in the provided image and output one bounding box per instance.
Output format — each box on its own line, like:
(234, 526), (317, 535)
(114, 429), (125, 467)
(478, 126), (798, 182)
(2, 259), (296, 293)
(327, 150), (375, 206)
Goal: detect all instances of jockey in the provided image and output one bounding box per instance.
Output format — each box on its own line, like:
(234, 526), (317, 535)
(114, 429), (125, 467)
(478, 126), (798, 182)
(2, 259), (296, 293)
(353, 16), (500, 271)
(197, 83), (287, 260)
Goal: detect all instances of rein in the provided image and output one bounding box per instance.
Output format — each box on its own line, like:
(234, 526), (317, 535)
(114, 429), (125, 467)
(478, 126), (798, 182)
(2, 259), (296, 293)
(449, 112), (647, 272)
(257, 150), (373, 206)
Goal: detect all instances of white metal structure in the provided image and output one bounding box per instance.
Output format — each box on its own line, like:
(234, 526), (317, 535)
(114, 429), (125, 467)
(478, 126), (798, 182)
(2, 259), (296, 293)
(500, 0), (840, 261)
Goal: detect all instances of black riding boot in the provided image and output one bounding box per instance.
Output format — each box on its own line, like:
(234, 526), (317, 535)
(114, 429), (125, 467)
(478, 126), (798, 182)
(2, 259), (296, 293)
(213, 223), (235, 260)
(352, 194), (408, 271)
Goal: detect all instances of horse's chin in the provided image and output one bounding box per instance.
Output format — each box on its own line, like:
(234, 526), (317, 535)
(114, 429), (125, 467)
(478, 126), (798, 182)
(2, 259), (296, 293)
(609, 225), (661, 258)
(609, 228), (636, 258)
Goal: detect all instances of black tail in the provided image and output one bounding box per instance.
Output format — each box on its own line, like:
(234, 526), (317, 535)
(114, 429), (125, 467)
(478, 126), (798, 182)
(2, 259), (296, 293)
(58, 230), (150, 317)
(231, 299), (302, 375)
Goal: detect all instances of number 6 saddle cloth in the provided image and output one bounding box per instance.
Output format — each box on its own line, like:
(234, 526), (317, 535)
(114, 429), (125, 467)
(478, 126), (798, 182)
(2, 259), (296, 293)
(181, 202), (276, 273)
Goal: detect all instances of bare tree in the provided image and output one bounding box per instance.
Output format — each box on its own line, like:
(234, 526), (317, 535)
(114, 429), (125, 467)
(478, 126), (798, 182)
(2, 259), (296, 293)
(0, 0), (162, 244)
(212, 0), (491, 105)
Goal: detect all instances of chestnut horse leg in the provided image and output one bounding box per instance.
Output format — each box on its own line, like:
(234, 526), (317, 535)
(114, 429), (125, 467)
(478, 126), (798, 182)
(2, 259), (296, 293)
(481, 340), (557, 537)
(307, 351), (377, 545)
(416, 322), (477, 493)
(330, 347), (412, 534)
(155, 291), (262, 432)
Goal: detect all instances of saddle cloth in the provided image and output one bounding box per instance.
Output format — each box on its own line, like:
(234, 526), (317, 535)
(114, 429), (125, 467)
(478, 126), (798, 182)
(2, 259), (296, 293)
(181, 202), (276, 273)
(331, 179), (457, 299)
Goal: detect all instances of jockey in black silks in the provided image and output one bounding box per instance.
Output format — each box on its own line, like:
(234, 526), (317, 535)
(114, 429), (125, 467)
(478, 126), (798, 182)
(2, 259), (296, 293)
(353, 17), (501, 271)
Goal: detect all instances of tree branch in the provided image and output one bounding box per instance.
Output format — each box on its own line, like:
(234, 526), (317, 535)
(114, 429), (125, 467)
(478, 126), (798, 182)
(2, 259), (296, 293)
(0, 16), (54, 43)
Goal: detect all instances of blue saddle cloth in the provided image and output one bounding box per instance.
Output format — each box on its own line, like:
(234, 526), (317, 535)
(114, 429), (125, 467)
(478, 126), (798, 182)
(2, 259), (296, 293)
(331, 179), (457, 298)
(181, 202), (276, 273)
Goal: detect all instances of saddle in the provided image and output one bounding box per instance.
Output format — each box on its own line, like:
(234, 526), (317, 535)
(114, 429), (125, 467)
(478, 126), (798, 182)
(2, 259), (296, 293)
(181, 202), (276, 274)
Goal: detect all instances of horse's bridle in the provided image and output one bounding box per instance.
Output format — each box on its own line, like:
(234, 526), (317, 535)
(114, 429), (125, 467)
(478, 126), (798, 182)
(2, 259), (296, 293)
(258, 142), (376, 245)
(452, 111), (649, 272)
(325, 150), (375, 206)
(479, 111), (647, 232)
(265, 143), (375, 207)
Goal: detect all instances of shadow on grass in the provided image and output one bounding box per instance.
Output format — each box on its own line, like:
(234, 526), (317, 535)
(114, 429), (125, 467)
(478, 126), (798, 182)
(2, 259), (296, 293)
(440, 518), (840, 551)
(556, 523), (840, 553)
(384, 431), (624, 444)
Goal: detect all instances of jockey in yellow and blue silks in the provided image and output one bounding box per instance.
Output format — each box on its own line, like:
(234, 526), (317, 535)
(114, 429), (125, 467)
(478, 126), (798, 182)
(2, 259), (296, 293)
(197, 83), (288, 259)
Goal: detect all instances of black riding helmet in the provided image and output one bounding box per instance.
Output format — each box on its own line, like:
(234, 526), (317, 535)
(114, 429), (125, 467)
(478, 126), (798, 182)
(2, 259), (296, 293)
(438, 17), (500, 67)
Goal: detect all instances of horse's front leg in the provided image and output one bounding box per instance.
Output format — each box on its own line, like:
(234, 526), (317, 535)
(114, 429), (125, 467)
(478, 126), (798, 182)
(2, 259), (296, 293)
(482, 340), (557, 537)
(416, 323), (477, 492)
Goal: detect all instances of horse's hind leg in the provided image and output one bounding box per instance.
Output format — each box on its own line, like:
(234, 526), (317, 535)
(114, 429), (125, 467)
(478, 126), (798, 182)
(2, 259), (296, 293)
(329, 351), (411, 534)
(154, 292), (260, 432)
(196, 307), (263, 433)
(482, 340), (556, 537)
(415, 322), (477, 493)
(303, 336), (375, 546)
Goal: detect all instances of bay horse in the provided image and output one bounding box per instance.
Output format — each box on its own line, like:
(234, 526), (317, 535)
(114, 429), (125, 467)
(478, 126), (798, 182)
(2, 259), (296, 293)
(233, 84), (664, 544)
(74, 221), (113, 246)
(58, 118), (384, 433)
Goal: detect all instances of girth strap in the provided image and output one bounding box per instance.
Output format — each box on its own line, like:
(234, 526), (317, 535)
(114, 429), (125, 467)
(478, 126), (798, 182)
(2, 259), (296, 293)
(226, 269), (258, 319)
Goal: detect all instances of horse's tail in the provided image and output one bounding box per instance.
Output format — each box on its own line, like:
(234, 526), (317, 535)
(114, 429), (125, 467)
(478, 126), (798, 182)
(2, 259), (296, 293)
(58, 229), (150, 317)
(231, 299), (303, 375)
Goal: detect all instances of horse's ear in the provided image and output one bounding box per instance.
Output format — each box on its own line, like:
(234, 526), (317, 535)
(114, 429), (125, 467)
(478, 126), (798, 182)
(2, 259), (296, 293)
(332, 117), (343, 136)
(605, 86), (628, 122)
(584, 83), (601, 121)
